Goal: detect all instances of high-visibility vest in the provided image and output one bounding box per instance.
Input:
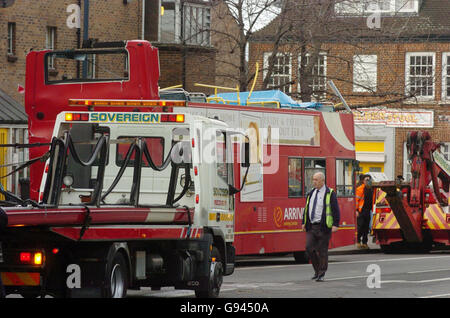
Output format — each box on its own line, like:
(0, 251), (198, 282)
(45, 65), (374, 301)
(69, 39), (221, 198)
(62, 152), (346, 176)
(303, 188), (334, 228)
(355, 184), (365, 213)
(356, 184), (376, 213)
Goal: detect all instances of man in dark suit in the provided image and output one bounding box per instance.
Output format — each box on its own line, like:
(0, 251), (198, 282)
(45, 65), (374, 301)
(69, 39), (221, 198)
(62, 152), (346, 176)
(302, 172), (340, 282)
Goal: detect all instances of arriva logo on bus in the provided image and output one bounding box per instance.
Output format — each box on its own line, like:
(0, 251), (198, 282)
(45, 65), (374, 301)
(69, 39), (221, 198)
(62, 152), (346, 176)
(274, 206), (303, 228)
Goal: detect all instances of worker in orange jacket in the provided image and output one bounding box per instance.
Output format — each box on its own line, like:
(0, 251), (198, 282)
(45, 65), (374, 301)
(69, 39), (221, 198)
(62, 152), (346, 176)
(355, 174), (374, 249)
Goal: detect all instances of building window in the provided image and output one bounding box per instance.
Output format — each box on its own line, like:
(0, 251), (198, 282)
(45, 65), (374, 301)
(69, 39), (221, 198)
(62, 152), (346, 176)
(442, 53), (450, 100)
(298, 53), (327, 100)
(288, 158), (302, 197)
(396, 0), (417, 12)
(46, 26), (57, 69)
(161, 1), (178, 43)
(7, 22), (16, 56)
(336, 159), (355, 197)
(160, 0), (211, 46)
(353, 55), (377, 93)
(184, 3), (211, 46)
(86, 54), (96, 79)
(402, 142), (411, 181)
(336, 0), (420, 15)
(441, 142), (450, 161)
(405, 52), (435, 100)
(304, 158), (326, 194)
(364, 0), (393, 12)
(263, 53), (292, 94)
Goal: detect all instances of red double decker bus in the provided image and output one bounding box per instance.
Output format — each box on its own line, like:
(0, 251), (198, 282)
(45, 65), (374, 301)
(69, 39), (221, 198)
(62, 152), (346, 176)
(24, 40), (357, 261)
(179, 97), (357, 261)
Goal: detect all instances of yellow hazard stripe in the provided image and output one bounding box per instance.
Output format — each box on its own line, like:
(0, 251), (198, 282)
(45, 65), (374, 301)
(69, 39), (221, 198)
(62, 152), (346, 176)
(1, 272), (40, 286)
(209, 212), (234, 222)
(376, 190), (387, 204)
(373, 213), (399, 230)
(425, 204), (450, 230)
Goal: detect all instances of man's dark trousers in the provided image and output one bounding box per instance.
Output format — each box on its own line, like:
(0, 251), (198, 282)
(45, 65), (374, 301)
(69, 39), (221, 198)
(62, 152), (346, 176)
(305, 224), (331, 276)
(357, 209), (371, 245)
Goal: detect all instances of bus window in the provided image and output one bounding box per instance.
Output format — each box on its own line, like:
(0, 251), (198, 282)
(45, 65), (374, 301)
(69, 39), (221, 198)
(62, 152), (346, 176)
(336, 159), (354, 196)
(45, 50), (129, 84)
(304, 158), (326, 194)
(288, 157), (302, 197)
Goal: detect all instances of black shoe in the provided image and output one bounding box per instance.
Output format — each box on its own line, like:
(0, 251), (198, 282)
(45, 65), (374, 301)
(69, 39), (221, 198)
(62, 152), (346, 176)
(315, 274), (325, 282)
(311, 274), (319, 280)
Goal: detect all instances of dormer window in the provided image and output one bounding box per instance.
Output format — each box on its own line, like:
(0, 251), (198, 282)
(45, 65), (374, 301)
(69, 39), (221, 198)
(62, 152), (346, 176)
(364, 0), (393, 13)
(336, 0), (420, 16)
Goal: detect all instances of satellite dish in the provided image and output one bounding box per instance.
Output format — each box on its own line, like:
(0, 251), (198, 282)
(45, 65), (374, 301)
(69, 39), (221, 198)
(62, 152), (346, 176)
(1, 0), (15, 8)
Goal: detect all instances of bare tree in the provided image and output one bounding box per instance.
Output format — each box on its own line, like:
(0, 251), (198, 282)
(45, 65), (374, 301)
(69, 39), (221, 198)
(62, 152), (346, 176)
(250, 0), (441, 107)
(210, 0), (285, 91)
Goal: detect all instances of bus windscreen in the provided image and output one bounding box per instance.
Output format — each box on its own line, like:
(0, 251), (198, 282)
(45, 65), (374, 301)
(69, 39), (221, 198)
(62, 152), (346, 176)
(45, 49), (129, 84)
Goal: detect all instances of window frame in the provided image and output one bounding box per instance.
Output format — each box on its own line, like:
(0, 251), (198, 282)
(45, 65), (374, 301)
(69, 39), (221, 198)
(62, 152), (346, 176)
(441, 52), (450, 101)
(405, 52), (436, 101)
(46, 26), (57, 69)
(364, 0), (394, 13)
(396, 0), (419, 13)
(7, 22), (16, 56)
(304, 158), (326, 195)
(160, 1), (179, 43)
(288, 157), (303, 198)
(336, 0), (420, 16)
(183, 2), (211, 46)
(263, 52), (292, 94)
(44, 48), (130, 84)
(298, 53), (328, 100)
(353, 54), (378, 93)
(336, 158), (356, 197)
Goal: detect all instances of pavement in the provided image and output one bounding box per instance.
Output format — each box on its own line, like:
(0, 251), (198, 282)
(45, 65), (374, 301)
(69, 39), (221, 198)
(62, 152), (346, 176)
(329, 236), (380, 255)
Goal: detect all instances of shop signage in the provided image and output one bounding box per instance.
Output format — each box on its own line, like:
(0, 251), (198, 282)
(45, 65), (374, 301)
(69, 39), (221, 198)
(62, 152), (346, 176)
(353, 108), (434, 128)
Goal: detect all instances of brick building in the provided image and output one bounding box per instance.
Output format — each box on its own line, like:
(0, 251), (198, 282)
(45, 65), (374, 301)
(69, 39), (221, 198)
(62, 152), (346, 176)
(1, 0), (239, 102)
(1, 0), (142, 104)
(145, 0), (240, 93)
(249, 0), (450, 180)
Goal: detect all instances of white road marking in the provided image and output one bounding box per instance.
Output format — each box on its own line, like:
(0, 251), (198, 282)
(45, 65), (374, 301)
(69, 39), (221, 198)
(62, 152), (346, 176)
(408, 268), (450, 274)
(237, 255), (450, 271)
(325, 275), (369, 281)
(381, 277), (450, 284)
(420, 293), (450, 298)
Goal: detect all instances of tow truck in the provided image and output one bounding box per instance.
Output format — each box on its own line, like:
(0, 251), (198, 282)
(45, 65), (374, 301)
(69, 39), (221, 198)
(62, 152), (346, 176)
(0, 107), (250, 298)
(0, 40), (253, 298)
(371, 131), (449, 253)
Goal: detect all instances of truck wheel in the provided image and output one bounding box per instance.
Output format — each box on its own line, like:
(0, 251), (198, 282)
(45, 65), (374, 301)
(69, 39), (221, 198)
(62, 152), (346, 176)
(105, 252), (128, 298)
(195, 247), (223, 298)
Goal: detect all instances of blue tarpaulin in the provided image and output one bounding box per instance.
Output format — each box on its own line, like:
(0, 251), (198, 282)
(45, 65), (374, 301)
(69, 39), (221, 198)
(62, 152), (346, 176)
(208, 90), (329, 110)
